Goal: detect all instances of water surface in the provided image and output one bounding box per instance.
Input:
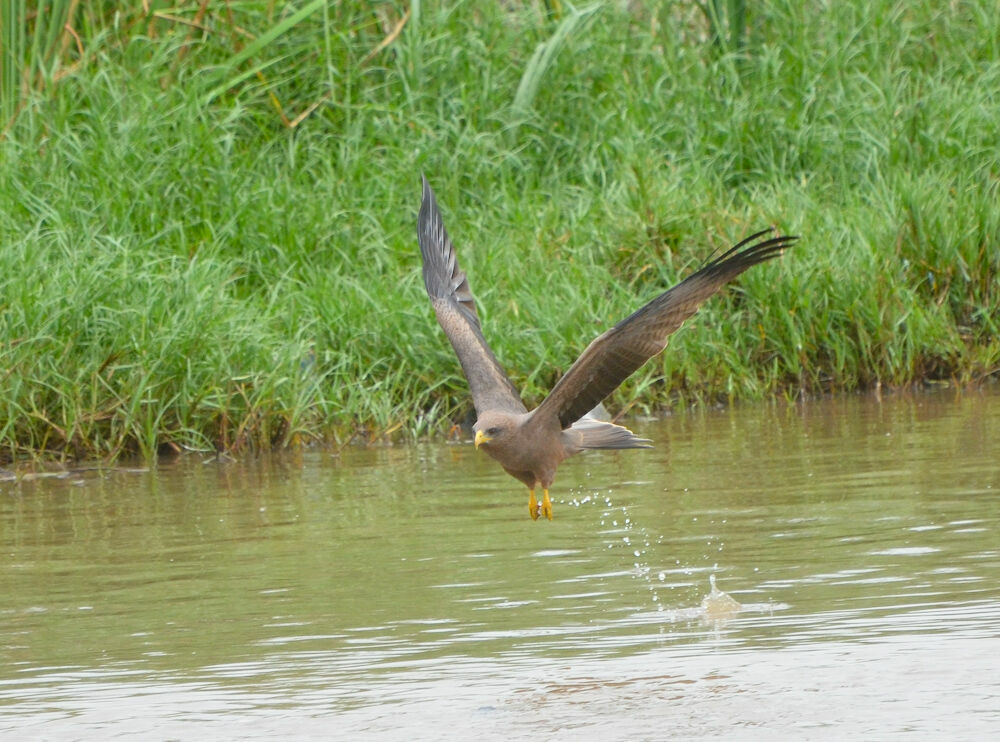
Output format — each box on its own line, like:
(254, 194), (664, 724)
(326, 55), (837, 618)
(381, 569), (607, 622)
(2, 389), (999, 739)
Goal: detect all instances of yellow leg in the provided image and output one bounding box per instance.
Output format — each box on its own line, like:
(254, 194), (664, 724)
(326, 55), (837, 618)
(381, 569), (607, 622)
(528, 489), (539, 520)
(540, 489), (553, 521)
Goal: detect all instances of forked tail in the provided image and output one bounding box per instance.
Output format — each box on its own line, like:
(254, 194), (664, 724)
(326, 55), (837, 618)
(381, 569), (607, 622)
(568, 417), (652, 450)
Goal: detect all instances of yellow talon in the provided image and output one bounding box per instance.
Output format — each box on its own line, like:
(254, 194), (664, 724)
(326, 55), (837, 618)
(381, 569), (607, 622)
(541, 489), (553, 520)
(528, 489), (540, 520)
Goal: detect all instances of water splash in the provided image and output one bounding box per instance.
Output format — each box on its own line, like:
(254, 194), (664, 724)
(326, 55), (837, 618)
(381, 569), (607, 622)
(700, 574), (742, 619)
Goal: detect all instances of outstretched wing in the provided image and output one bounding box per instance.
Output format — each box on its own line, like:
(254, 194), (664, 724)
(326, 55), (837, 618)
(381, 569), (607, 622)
(417, 176), (526, 416)
(532, 228), (798, 429)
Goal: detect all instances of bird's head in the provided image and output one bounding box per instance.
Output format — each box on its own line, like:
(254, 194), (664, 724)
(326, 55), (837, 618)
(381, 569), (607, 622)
(473, 412), (518, 451)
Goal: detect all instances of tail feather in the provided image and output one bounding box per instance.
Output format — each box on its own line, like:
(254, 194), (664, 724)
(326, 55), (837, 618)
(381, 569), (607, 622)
(568, 417), (652, 451)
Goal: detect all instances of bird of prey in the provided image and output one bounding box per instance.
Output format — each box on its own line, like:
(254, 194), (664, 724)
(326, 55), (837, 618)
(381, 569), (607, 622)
(416, 176), (796, 520)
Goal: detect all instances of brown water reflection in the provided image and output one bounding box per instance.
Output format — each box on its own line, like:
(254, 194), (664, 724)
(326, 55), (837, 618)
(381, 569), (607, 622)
(1, 388), (999, 738)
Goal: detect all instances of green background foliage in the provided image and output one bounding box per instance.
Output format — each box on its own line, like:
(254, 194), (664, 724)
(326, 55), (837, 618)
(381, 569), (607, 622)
(1, 1), (997, 461)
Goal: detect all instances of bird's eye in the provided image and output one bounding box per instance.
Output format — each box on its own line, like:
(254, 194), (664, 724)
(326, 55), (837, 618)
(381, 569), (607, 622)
(487, 427), (500, 436)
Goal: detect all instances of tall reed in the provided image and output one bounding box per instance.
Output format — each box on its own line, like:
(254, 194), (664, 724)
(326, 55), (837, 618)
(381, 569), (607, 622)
(0, 0), (996, 463)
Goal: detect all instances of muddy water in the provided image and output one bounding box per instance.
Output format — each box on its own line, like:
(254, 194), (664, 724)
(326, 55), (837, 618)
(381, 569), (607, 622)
(2, 389), (999, 739)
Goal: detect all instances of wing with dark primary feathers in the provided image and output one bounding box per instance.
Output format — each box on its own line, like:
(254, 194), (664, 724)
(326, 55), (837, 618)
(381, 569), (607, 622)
(532, 228), (798, 430)
(417, 176), (527, 416)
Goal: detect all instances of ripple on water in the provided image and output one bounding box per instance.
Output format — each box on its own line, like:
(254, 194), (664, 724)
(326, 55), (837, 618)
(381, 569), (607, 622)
(1, 389), (999, 738)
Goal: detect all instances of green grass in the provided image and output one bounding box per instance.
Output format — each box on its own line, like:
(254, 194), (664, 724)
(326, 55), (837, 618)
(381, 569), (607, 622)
(1, 0), (998, 463)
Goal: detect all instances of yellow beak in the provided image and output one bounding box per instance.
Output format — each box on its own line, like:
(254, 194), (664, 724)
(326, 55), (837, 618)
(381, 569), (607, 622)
(474, 430), (491, 449)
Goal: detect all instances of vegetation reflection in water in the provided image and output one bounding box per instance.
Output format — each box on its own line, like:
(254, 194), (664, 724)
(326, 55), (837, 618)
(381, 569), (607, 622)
(0, 388), (998, 737)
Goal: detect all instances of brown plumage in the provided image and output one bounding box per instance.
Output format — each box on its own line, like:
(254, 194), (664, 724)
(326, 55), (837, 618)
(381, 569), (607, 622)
(417, 176), (797, 520)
